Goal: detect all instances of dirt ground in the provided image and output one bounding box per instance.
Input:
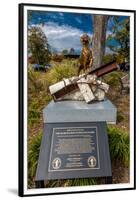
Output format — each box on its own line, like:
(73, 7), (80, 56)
(112, 161), (129, 184)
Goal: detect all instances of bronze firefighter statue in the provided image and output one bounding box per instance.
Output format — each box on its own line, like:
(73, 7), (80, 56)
(77, 33), (94, 75)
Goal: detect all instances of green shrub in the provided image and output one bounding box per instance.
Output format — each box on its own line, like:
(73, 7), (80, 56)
(108, 126), (129, 166)
(46, 60), (78, 85)
(103, 54), (116, 64)
(28, 131), (42, 188)
(117, 111), (125, 122)
(104, 71), (125, 87)
(45, 178), (97, 188)
(28, 68), (49, 93)
(28, 100), (42, 127)
(28, 66), (52, 128)
(65, 178), (97, 187)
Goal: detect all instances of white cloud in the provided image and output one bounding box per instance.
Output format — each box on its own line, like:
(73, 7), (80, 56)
(106, 30), (115, 39)
(39, 22), (91, 53)
(105, 47), (114, 54)
(29, 22), (114, 54)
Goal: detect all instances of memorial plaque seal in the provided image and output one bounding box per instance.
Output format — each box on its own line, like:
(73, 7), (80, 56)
(88, 156), (97, 168)
(52, 158), (61, 169)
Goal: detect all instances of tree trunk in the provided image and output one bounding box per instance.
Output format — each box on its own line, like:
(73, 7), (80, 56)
(93, 15), (108, 69)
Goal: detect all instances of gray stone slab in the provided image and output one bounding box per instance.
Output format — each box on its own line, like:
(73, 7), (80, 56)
(35, 122), (112, 181)
(43, 99), (117, 124)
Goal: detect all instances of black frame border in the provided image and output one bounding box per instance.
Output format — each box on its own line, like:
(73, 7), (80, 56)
(18, 3), (136, 197)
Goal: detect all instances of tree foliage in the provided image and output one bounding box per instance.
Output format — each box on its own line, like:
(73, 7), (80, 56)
(28, 26), (51, 65)
(62, 49), (68, 55)
(103, 53), (116, 64)
(107, 17), (130, 62)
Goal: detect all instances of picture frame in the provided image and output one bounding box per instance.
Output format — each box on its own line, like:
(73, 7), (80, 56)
(19, 3), (136, 197)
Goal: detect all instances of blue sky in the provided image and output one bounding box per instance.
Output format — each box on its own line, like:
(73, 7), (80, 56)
(28, 11), (128, 54)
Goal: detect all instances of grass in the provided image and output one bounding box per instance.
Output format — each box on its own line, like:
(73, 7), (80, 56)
(117, 111), (125, 122)
(46, 59), (78, 85)
(108, 126), (129, 166)
(104, 71), (125, 87)
(28, 131), (42, 188)
(65, 178), (97, 187)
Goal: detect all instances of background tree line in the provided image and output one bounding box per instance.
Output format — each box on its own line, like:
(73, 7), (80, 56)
(28, 16), (130, 68)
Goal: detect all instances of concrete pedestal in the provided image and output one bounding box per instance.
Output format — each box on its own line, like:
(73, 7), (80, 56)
(43, 99), (117, 124)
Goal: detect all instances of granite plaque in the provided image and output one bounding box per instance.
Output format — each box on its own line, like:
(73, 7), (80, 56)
(48, 127), (100, 172)
(35, 122), (112, 181)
